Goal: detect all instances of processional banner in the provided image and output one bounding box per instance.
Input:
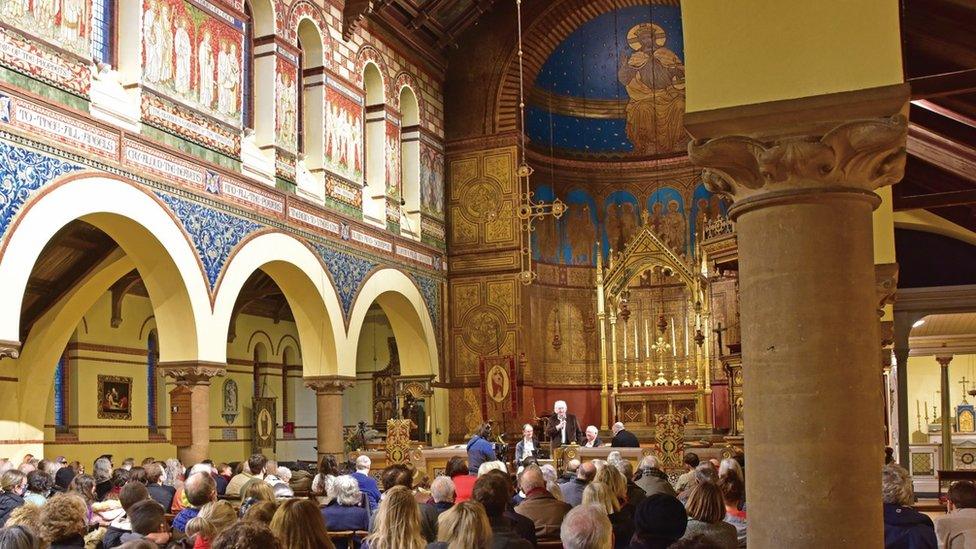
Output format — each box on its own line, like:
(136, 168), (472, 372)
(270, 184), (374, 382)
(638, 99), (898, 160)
(479, 355), (520, 432)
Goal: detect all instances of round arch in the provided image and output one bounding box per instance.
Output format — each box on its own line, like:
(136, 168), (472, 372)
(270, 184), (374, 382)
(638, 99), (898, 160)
(345, 268), (438, 379)
(213, 232), (343, 378)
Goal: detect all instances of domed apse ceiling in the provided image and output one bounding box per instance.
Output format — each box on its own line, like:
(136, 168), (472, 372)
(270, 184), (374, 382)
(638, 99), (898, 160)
(525, 4), (686, 158)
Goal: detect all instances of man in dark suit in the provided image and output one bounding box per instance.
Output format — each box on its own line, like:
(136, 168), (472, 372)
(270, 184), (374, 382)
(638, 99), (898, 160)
(546, 400), (583, 454)
(611, 421), (640, 447)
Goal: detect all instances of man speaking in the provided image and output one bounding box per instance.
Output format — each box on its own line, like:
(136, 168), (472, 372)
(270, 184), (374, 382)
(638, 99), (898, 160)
(546, 400), (583, 453)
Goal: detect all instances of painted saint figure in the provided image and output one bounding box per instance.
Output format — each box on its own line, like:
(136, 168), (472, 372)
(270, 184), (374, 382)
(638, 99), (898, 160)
(218, 42), (241, 115)
(276, 71), (297, 147)
(617, 23), (687, 155)
(60, 0), (88, 44)
(174, 18), (192, 95)
(198, 31), (215, 109)
(143, 1), (161, 83)
(158, 5), (174, 83)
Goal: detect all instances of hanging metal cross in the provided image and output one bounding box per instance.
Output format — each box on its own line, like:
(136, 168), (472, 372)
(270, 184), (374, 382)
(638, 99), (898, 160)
(961, 376), (971, 403)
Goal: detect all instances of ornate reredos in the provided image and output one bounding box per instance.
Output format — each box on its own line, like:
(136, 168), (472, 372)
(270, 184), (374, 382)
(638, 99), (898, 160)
(602, 211), (703, 306)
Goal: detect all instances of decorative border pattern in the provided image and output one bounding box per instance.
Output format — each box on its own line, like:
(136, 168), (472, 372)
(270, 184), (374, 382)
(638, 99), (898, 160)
(155, 191), (262, 289)
(413, 274), (440, 330)
(0, 138), (81, 238)
(0, 26), (90, 98)
(141, 92), (241, 157)
(314, 243), (375, 319)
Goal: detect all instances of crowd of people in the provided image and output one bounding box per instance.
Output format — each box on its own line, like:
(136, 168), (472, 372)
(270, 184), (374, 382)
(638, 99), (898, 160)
(0, 449), (746, 549)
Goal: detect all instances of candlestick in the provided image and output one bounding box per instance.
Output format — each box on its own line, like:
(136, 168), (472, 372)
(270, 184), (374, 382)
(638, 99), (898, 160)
(635, 322), (639, 361)
(684, 321), (689, 357)
(644, 319), (650, 357)
(670, 317), (676, 357)
(623, 322), (628, 360)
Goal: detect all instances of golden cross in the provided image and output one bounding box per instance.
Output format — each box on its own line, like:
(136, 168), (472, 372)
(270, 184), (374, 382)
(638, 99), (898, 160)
(962, 376), (971, 403)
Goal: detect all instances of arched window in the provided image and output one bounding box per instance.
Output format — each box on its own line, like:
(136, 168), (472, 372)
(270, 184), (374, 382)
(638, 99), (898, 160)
(242, 2), (255, 130)
(363, 62), (386, 227)
(253, 342), (268, 400)
(54, 350), (68, 432)
(147, 331), (159, 432)
(91, 0), (116, 66)
(399, 86), (421, 239)
(296, 20), (324, 170)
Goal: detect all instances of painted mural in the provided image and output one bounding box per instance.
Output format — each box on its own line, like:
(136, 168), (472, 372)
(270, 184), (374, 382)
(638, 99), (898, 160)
(647, 187), (686, 255)
(2, 0), (92, 59)
(275, 62), (298, 152)
(385, 120), (400, 199)
(141, 0), (243, 127)
(526, 4), (686, 158)
(420, 143), (444, 220)
(604, 191), (640, 255)
(325, 84), (364, 184)
(563, 189), (598, 265)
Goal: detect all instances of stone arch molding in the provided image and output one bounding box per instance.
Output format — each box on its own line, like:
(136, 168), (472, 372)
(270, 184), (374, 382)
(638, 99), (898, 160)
(346, 268), (439, 379)
(355, 45), (393, 98)
(214, 231), (345, 378)
(393, 71), (424, 116)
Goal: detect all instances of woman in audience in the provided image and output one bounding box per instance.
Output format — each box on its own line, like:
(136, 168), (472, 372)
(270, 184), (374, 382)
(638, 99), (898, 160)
(186, 500), (238, 549)
(67, 474), (96, 523)
(476, 461), (507, 477)
(682, 481), (737, 549)
(322, 475), (370, 531)
(23, 471), (52, 506)
(238, 481), (275, 518)
(241, 500), (277, 526)
(445, 457), (476, 504)
(0, 469), (27, 526)
(103, 469), (131, 502)
(6, 501), (42, 535)
(38, 493), (88, 548)
(127, 467), (148, 485)
(363, 485), (426, 549)
(428, 500), (492, 549)
(312, 455), (339, 505)
(212, 521), (281, 549)
(719, 475), (748, 548)
(0, 524), (42, 549)
(270, 498), (335, 549)
(93, 457), (113, 501)
(718, 458), (745, 510)
(882, 463), (937, 549)
(54, 464), (76, 493)
(583, 481), (633, 549)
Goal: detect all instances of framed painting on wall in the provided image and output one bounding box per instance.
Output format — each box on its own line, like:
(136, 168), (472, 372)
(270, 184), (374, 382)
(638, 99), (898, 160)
(97, 375), (132, 420)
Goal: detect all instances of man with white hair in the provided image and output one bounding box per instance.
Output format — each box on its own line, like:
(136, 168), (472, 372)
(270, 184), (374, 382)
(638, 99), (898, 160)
(515, 465), (572, 539)
(352, 454), (380, 510)
(560, 503), (613, 549)
(583, 425), (602, 447)
(263, 463), (294, 498)
(636, 455), (676, 498)
(546, 400), (583, 454)
(515, 424), (538, 466)
(423, 475), (455, 520)
(610, 421), (640, 447)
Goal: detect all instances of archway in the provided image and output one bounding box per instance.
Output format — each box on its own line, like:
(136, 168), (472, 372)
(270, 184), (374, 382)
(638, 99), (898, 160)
(363, 62), (387, 227)
(0, 176), (210, 462)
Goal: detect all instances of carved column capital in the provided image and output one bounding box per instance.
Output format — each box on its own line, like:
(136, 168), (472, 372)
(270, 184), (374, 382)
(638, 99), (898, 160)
(305, 375), (356, 395)
(937, 355), (954, 368)
(688, 115), (908, 218)
(0, 340), (21, 360)
(159, 361), (226, 385)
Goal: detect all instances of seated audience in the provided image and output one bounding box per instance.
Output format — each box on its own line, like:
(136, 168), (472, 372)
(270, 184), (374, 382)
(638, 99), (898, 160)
(239, 481), (275, 518)
(678, 465), (719, 505)
(561, 503), (614, 549)
(322, 475), (370, 532)
(67, 474), (96, 523)
(103, 481), (152, 548)
(363, 485), (425, 549)
(936, 480), (976, 549)
(312, 455), (339, 504)
(225, 454), (266, 501)
(104, 469), (131, 502)
(423, 475), (455, 519)
(514, 465), (571, 539)
(122, 499), (170, 546)
(635, 456), (675, 498)
(241, 500), (277, 526)
(54, 464), (76, 493)
(429, 500), (493, 549)
(172, 472), (217, 533)
(882, 463), (936, 549)
(164, 459), (185, 492)
(629, 493), (688, 549)
(94, 457), (114, 501)
(212, 521), (281, 549)
(614, 460), (645, 510)
(145, 462), (175, 511)
(378, 464), (437, 542)
(562, 461), (597, 507)
(481, 470), (536, 546)
(445, 457), (477, 504)
(471, 472), (532, 549)
(0, 524), (41, 549)
(0, 469), (27, 526)
(23, 471), (51, 506)
(560, 459), (581, 484)
(270, 498), (335, 549)
(261, 461), (294, 498)
(681, 481), (737, 549)
(720, 475), (747, 548)
(477, 461), (507, 477)
(38, 493), (88, 548)
(5, 501), (41, 534)
(352, 456), (381, 511)
(127, 467), (148, 485)
(214, 463), (231, 496)
(584, 481), (632, 549)
(674, 453), (700, 494)
(187, 500), (237, 549)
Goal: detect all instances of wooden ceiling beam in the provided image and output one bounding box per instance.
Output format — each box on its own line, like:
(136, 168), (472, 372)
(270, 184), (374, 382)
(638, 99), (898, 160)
(910, 69), (976, 99)
(908, 123), (976, 184)
(896, 188), (976, 211)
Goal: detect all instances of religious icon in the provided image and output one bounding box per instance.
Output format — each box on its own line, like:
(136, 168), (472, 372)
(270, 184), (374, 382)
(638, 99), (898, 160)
(221, 379), (239, 424)
(487, 364), (509, 403)
(97, 375), (132, 420)
(617, 23), (687, 155)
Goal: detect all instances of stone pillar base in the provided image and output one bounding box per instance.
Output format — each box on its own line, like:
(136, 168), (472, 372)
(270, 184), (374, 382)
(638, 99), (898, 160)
(306, 376), (356, 461)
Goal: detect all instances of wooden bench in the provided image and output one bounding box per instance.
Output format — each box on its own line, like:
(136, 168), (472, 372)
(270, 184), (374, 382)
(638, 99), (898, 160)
(937, 470), (976, 500)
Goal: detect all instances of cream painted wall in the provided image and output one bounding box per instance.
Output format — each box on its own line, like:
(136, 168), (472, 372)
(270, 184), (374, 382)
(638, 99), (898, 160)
(907, 354), (976, 436)
(681, 0), (903, 112)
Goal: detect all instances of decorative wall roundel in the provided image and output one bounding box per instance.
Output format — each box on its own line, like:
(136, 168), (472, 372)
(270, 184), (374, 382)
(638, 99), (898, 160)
(462, 308), (505, 354)
(462, 180), (502, 221)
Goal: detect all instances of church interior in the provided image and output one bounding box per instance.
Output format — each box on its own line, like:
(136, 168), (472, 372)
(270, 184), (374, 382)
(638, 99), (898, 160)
(0, 0), (975, 547)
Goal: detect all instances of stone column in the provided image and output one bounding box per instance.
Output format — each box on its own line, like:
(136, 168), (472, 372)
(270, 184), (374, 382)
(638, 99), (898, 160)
(305, 376), (356, 461)
(937, 355), (954, 471)
(160, 362), (225, 465)
(690, 105), (908, 548)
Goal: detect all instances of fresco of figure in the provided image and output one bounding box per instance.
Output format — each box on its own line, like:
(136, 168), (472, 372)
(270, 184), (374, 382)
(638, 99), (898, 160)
(535, 216), (559, 262)
(566, 204), (596, 265)
(198, 31), (215, 109)
(606, 202), (638, 252)
(662, 199), (686, 252)
(617, 23), (687, 155)
(159, 5), (174, 83)
(276, 70), (297, 146)
(174, 17), (192, 95)
(143, 1), (161, 83)
(218, 41), (240, 115)
(60, 0), (87, 43)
